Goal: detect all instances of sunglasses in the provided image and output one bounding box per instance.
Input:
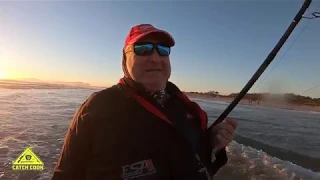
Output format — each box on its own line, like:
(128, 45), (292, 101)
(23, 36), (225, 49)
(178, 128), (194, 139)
(133, 43), (171, 56)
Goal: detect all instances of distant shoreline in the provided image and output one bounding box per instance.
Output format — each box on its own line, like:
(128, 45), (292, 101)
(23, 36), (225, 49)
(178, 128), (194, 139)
(186, 93), (320, 113)
(1, 79), (319, 113)
(0, 79), (104, 90)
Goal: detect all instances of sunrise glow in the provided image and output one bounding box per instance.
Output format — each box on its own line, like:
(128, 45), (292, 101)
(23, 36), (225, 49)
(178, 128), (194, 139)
(0, 71), (5, 79)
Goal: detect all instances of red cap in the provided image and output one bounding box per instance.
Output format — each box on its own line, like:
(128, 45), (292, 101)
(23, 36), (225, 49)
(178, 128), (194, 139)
(124, 24), (175, 47)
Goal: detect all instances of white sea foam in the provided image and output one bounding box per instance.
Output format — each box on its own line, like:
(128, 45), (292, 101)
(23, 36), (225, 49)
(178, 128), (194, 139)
(215, 141), (320, 180)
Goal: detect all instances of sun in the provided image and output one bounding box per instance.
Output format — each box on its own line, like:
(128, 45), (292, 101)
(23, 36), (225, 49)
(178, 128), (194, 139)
(0, 71), (5, 79)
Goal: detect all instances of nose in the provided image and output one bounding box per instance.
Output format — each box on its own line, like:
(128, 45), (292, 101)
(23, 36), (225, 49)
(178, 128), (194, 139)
(149, 49), (161, 62)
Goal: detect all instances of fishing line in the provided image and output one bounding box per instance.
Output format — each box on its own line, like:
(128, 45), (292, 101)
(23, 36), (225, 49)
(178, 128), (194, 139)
(251, 23), (309, 93)
(210, 0), (313, 161)
(252, 3), (320, 93)
(211, 0), (313, 127)
(303, 11), (320, 19)
(301, 84), (320, 94)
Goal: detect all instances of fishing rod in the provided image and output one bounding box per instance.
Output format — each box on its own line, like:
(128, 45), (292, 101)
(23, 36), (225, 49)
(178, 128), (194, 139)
(210, 0), (312, 128)
(209, 0), (314, 164)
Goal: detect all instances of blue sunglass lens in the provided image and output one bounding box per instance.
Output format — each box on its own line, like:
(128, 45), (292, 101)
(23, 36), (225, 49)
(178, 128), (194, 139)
(133, 43), (170, 56)
(134, 44), (154, 55)
(157, 45), (170, 56)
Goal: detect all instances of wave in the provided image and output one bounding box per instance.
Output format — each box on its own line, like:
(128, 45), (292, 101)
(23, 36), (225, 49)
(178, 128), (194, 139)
(305, 111), (320, 115)
(215, 140), (320, 180)
(190, 97), (230, 105)
(234, 134), (320, 172)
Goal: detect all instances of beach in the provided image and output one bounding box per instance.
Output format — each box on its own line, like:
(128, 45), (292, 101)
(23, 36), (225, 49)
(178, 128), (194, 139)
(186, 93), (320, 113)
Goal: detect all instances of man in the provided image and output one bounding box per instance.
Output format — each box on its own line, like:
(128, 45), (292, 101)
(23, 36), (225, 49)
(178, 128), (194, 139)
(52, 24), (238, 180)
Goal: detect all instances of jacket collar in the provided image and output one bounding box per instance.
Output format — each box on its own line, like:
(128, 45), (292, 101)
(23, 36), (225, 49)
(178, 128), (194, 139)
(117, 77), (208, 131)
(118, 77), (182, 97)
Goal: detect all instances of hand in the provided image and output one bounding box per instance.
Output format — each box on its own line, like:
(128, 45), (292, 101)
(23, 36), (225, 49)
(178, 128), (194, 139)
(211, 117), (238, 149)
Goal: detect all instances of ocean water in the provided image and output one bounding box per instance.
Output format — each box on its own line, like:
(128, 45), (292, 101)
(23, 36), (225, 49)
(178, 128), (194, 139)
(0, 88), (319, 180)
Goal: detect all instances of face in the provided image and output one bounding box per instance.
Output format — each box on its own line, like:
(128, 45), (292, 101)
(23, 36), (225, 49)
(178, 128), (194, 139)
(125, 35), (171, 92)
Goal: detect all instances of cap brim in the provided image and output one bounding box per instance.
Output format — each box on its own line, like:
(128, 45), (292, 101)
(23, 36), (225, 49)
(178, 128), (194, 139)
(127, 30), (175, 47)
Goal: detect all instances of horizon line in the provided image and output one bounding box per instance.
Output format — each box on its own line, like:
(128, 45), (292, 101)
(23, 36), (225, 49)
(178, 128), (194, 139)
(1, 78), (319, 99)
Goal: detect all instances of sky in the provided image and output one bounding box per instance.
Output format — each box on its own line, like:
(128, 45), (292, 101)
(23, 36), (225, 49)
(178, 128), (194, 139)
(0, 1), (320, 98)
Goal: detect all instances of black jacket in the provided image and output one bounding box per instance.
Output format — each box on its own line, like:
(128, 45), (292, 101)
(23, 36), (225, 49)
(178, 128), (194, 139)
(52, 78), (228, 180)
